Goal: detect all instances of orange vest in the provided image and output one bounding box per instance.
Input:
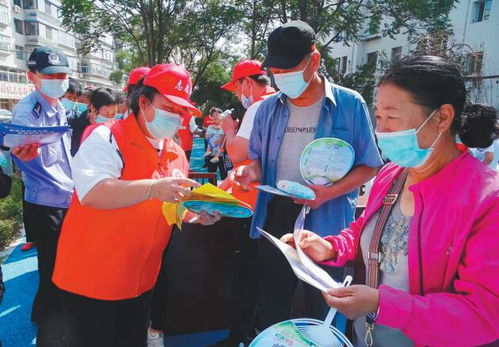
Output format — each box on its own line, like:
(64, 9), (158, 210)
(53, 115), (188, 300)
(178, 113), (194, 151)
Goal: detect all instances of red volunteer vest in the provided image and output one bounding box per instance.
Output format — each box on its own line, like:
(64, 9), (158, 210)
(53, 115), (188, 300)
(178, 113), (194, 151)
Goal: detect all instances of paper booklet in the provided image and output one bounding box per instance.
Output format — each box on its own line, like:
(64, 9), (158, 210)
(0, 123), (70, 148)
(257, 207), (341, 292)
(257, 180), (316, 200)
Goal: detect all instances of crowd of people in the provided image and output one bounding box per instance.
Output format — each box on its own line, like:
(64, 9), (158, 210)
(0, 19), (498, 347)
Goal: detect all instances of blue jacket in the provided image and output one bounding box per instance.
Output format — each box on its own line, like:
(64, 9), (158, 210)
(12, 90), (73, 208)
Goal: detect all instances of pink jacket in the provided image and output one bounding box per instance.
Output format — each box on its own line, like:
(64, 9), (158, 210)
(324, 152), (499, 346)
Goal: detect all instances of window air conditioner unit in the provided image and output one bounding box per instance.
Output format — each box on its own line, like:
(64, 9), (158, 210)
(14, 5), (21, 13)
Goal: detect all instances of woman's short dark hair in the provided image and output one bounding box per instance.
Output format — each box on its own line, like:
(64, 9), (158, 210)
(90, 88), (118, 111)
(129, 78), (160, 118)
(378, 55), (498, 148)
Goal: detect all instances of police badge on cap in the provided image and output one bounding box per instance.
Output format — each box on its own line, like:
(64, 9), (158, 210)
(48, 52), (61, 65)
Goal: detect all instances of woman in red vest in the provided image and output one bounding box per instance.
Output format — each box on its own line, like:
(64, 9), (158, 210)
(52, 64), (220, 347)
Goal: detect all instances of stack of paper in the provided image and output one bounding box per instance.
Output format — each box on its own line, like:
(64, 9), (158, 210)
(162, 183), (253, 227)
(0, 123), (70, 148)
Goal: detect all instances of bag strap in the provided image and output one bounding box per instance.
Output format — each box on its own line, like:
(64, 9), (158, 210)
(364, 168), (408, 346)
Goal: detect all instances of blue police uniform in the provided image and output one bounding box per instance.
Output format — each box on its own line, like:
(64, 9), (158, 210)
(12, 90), (73, 207)
(11, 45), (73, 347)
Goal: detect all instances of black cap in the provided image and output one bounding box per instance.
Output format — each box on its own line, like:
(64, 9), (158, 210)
(27, 46), (71, 74)
(262, 20), (316, 69)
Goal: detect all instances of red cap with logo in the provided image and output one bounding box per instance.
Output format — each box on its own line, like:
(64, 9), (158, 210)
(143, 63), (201, 116)
(123, 66), (151, 92)
(221, 59), (267, 92)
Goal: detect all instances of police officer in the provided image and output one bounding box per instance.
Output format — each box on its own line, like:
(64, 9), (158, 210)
(11, 46), (73, 346)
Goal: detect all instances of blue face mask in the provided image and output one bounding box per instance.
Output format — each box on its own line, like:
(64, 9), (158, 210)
(37, 77), (69, 99)
(375, 109), (442, 168)
(95, 115), (115, 123)
(146, 105), (182, 139)
(61, 98), (76, 112)
(273, 57), (312, 99)
(76, 102), (87, 114)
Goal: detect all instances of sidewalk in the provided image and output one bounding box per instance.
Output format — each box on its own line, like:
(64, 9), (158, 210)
(0, 237), (38, 346)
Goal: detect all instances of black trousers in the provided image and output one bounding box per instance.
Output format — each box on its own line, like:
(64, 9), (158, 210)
(150, 220), (237, 335)
(23, 201), (67, 346)
(207, 154), (228, 180)
(184, 150), (192, 162)
(60, 289), (153, 347)
(256, 196), (345, 331)
(21, 183), (34, 243)
(225, 217), (258, 344)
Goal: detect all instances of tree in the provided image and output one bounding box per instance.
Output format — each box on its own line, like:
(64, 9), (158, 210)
(60, 0), (242, 87)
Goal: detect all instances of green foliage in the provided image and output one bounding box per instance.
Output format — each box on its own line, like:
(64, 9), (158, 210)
(109, 70), (123, 85)
(191, 55), (240, 115)
(60, 0), (459, 108)
(0, 177), (23, 251)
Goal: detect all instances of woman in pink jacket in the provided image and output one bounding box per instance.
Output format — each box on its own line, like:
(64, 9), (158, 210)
(283, 56), (499, 346)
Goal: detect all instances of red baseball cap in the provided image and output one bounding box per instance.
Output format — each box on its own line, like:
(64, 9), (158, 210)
(143, 63), (201, 116)
(123, 66), (151, 92)
(221, 59), (267, 92)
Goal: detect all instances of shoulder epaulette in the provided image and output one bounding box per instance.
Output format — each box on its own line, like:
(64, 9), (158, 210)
(32, 102), (42, 118)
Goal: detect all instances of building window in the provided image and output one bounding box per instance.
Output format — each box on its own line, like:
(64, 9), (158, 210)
(24, 21), (38, 35)
(0, 6), (8, 25)
(22, 0), (37, 9)
(472, 0), (492, 23)
(59, 31), (74, 48)
(462, 52), (483, 75)
(45, 1), (52, 16)
(46, 26), (53, 40)
(391, 46), (402, 62)
(367, 51), (378, 67)
(0, 34), (9, 52)
(13, 0), (22, 6)
(14, 18), (24, 34)
(336, 56), (347, 75)
(15, 45), (24, 60)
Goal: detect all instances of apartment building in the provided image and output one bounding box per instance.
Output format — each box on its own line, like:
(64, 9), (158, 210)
(0, 0), (116, 110)
(325, 0), (499, 109)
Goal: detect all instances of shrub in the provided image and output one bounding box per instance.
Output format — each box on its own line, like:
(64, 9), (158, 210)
(0, 177), (23, 251)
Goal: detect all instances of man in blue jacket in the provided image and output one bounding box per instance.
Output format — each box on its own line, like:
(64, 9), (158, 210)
(231, 21), (383, 331)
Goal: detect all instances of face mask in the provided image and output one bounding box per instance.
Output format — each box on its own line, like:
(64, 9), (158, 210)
(376, 109), (442, 168)
(273, 57), (312, 99)
(95, 115), (115, 123)
(36, 77), (69, 99)
(241, 80), (254, 109)
(146, 104), (182, 139)
(76, 102), (88, 114)
(61, 98), (75, 112)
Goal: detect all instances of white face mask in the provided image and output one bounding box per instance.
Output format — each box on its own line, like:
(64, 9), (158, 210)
(273, 57), (312, 99)
(240, 79), (254, 109)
